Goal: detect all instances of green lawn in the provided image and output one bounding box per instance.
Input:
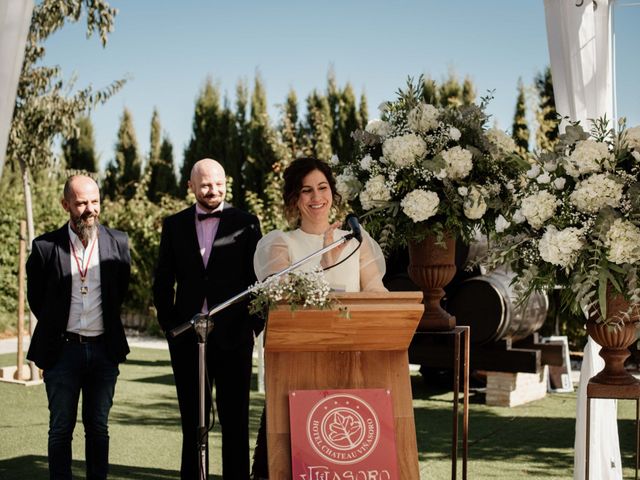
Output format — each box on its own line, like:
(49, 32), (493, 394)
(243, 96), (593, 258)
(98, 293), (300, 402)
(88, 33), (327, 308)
(0, 347), (638, 479)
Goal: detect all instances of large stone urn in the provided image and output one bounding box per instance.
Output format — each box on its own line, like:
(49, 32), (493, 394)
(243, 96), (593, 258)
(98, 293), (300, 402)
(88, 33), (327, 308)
(407, 234), (456, 331)
(586, 291), (640, 386)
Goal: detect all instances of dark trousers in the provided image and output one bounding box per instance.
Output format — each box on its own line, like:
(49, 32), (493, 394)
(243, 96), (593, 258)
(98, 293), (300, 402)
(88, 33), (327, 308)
(169, 331), (253, 480)
(43, 340), (119, 480)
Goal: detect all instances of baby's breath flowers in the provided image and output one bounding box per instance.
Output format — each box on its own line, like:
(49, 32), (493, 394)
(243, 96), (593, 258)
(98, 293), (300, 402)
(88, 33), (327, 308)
(249, 267), (339, 318)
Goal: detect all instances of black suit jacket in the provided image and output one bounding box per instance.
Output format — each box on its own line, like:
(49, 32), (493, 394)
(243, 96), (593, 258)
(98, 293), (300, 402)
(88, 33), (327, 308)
(152, 203), (263, 348)
(26, 224), (131, 369)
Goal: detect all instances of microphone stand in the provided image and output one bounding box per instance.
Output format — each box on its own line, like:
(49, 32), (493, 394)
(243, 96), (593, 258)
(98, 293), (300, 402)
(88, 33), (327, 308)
(168, 231), (359, 479)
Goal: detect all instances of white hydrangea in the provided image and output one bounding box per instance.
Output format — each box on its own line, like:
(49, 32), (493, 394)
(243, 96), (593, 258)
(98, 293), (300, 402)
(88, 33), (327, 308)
(365, 119), (392, 138)
(625, 126), (640, 151)
(536, 172), (551, 184)
(486, 127), (516, 153)
(605, 218), (640, 265)
(441, 146), (473, 180)
(538, 226), (583, 267)
(449, 127), (461, 141)
(463, 186), (487, 220)
(407, 103), (439, 132)
(564, 139), (613, 177)
(359, 175), (391, 210)
(382, 133), (427, 168)
(360, 154), (373, 171)
(495, 214), (510, 233)
(335, 173), (362, 201)
(520, 191), (559, 229)
(400, 189), (440, 222)
(526, 164), (541, 178)
(569, 173), (623, 213)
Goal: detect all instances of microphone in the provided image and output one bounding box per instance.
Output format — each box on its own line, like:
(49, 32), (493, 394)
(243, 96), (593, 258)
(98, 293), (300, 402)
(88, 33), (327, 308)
(345, 214), (362, 242)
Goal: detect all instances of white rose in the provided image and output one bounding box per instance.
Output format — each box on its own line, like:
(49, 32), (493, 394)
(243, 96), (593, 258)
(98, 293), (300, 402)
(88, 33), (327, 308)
(536, 173), (551, 184)
(495, 214), (510, 233)
(543, 161), (557, 172)
(441, 146), (473, 180)
(449, 127), (461, 141)
(463, 186), (487, 220)
(553, 177), (566, 190)
(526, 164), (541, 178)
(632, 151), (640, 162)
(457, 186), (468, 197)
(513, 209), (525, 224)
(625, 126), (640, 151)
(401, 189), (440, 223)
(335, 173), (362, 201)
(360, 154), (373, 171)
(329, 154), (339, 166)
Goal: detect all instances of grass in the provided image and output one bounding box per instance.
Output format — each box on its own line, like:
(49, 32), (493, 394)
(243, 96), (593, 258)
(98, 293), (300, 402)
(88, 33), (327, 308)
(1, 347), (639, 479)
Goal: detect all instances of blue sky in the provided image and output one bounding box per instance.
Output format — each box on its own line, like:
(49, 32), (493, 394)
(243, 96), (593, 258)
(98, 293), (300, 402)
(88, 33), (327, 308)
(43, 0), (640, 171)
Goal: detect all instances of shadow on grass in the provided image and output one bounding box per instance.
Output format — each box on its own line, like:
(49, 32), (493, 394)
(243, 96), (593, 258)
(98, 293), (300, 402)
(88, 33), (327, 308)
(125, 358), (172, 368)
(133, 373), (176, 385)
(0, 455), (217, 480)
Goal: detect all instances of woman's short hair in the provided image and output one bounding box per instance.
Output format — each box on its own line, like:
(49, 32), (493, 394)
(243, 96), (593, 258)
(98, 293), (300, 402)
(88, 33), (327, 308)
(283, 157), (342, 225)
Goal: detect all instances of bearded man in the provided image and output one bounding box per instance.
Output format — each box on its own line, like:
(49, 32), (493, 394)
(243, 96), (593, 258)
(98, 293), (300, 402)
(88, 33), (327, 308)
(153, 158), (262, 479)
(26, 174), (131, 480)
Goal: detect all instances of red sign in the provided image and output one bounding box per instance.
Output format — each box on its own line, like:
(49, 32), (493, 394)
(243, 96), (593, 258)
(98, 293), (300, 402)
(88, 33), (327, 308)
(289, 389), (399, 480)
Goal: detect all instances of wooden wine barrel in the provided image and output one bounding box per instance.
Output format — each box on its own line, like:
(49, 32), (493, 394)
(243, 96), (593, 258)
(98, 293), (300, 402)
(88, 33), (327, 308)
(446, 269), (548, 345)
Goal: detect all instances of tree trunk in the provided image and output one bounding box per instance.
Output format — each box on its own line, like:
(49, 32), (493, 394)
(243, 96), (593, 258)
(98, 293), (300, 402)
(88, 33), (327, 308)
(19, 159), (38, 381)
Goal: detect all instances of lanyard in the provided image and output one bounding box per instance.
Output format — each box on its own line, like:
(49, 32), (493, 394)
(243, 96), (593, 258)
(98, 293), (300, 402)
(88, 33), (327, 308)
(69, 236), (97, 283)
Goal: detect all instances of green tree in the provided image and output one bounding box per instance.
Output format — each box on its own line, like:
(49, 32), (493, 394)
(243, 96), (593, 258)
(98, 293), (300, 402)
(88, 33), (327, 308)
(438, 73), (463, 108)
(358, 92), (368, 129)
(421, 76), (439, 105)
(180, 77), (222, 189)
(147, 136), (178, 201)
(335, 83), (359, 163)
(280, 88), (300, 160)
(303, 91), (332, 161)
(512, 78), (530, 155)
(149, 107), (161, 163)
(535, 66), (560, 150)
(62, 115), (98, 172)
(462, 76), (476, 105)
(103, 107), (141, 199)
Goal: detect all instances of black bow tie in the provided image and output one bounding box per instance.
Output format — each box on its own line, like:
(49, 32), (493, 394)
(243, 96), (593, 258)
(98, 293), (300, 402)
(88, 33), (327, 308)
(197, 211), (222, 221)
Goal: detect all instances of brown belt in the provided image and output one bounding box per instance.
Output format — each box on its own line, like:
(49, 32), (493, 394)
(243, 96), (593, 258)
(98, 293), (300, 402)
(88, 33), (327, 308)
(64, 332), (104, 344)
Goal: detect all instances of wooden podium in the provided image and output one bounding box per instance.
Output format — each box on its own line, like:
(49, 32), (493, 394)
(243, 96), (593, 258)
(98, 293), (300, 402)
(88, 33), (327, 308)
(264, 291), (424, 478)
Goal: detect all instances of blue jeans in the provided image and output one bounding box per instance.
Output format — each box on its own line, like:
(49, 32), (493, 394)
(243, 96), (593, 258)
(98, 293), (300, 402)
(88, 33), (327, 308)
(43, 340), (119, 480)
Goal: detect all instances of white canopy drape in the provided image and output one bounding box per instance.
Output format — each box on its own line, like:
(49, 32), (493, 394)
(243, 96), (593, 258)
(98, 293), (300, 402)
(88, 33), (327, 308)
(0, 0), (33, 180)
(543, 2), (620, 479)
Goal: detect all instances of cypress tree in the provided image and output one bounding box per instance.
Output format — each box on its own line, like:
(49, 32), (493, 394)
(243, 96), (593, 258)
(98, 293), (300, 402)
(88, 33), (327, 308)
(336, 83), (359, 163)
(304, 91), (332, 161)
(358, 92), (368, 129)
(281, 88), (300, 160)
(181, 77), (222, 188)
(512, 78), (530, 155)
(149, 107), (161, 164)
(148, 136), (178, 201)
(462, 76), (476, 105)
(438, 73), (462, 108)
(422, 76), (439, 105)
(535, 66), (560, 150)
(105, 107), (141, 199)
(62, 115), (98, 172)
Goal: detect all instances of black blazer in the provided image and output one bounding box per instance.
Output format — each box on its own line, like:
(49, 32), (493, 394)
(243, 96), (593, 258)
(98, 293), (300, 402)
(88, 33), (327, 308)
(153, 203), (263, 349)
(26, 224), (131, 369)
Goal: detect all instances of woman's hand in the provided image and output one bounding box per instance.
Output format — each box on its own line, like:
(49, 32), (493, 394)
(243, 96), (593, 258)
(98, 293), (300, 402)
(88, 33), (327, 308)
(320, 221), (347, 268)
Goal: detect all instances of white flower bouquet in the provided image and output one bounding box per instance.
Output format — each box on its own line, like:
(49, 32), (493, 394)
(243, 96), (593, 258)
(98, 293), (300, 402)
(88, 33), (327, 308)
(249, 267), (338, 318)
(335, 77), (527, 251)
(487, 118), (640, 327)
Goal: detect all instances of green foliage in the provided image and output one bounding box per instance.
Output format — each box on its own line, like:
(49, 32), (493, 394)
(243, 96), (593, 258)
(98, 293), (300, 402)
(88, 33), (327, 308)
(62, 115), (98, 172)
(103, 108), (141, 200)
(535, 66), (560, 151)
(512, 78), (530, 155)
(101, 173), (188, 323)
(147, 137), (178, 202)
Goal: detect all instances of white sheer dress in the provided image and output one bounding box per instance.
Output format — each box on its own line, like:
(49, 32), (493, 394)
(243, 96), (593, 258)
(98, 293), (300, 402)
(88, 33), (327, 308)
(253, 227), (387, 292)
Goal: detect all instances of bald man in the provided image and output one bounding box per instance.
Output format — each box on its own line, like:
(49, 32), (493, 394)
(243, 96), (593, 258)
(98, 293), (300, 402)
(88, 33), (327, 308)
(26, 174), (131, 480)
(153, 159), (262, 479)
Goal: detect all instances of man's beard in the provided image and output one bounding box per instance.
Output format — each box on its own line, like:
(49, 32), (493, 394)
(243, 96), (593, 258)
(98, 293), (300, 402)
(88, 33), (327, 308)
(197, 194), (222, 211)
(72, 213), (100, 244)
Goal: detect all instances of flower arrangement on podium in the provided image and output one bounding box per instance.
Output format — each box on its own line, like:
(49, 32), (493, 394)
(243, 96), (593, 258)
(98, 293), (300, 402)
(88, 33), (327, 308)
(334, 77), (527, 330)
(485, 118), (640, 384)
(249, 267), (340, 318)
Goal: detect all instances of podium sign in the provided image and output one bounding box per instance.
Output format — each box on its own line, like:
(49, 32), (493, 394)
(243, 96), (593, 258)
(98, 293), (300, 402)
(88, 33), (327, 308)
(289, 389), (399, 479)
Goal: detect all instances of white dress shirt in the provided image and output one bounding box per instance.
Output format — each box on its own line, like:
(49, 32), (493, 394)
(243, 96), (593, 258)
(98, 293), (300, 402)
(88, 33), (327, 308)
(67, 223), (104, 336)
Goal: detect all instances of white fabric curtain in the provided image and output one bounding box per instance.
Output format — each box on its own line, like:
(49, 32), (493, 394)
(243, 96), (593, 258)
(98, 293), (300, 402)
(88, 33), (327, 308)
(543, 3), (620, 479)
(543, 0), (615, 131)
(0, 0), (34, 180)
